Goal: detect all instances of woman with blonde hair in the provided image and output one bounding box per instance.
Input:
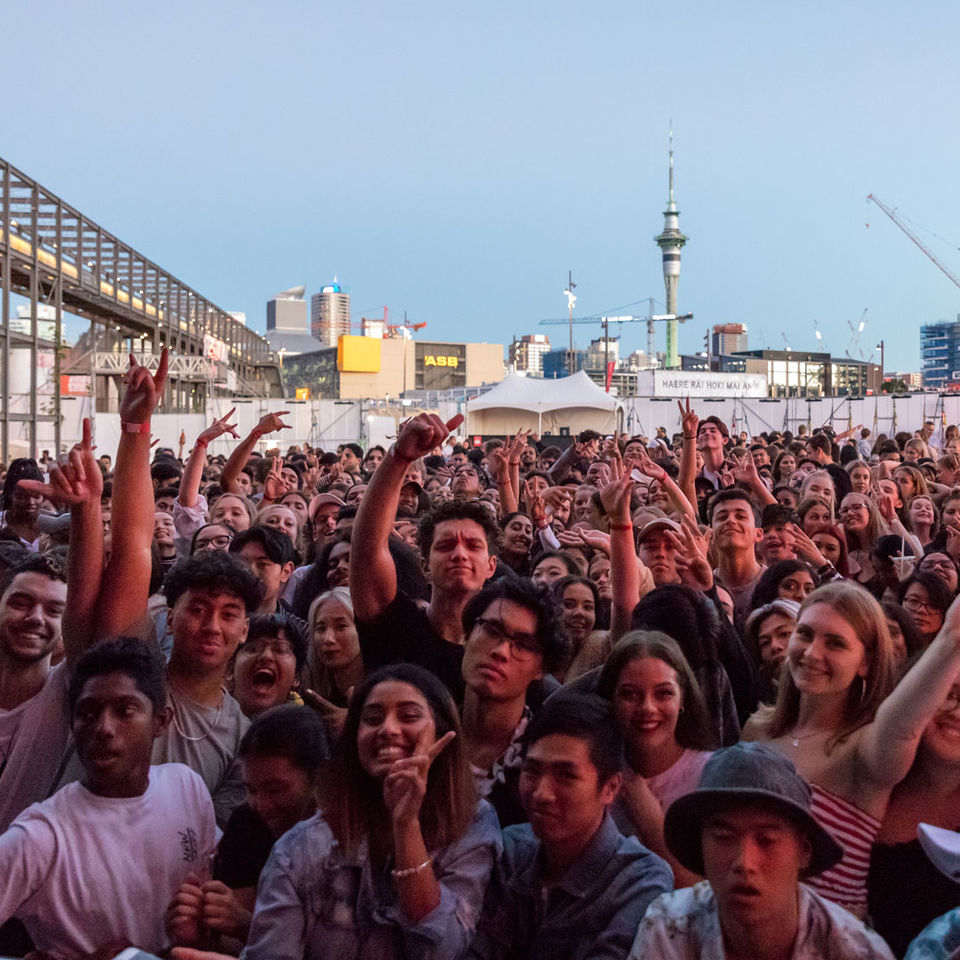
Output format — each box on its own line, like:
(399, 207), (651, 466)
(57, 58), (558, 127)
(846, 460), (873, 495)
(744, 581), (960, 919)
(893, 463), (931, 504)
(801, 469), (837, 520)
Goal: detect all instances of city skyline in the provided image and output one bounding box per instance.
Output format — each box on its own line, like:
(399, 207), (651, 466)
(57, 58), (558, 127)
(5, 0), (960, 371)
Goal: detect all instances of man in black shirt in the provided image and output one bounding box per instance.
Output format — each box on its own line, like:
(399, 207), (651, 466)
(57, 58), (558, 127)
(351, 413), (499, 700)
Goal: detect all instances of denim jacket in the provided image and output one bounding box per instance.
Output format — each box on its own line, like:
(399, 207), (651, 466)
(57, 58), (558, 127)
(467, 813), (673, 960)
(240, 800), (502, 960)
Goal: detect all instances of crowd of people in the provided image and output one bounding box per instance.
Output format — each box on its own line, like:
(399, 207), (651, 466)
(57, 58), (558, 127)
(2, 348), (960, 957)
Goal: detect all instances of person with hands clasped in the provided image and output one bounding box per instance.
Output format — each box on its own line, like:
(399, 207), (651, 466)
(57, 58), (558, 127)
(172, 663), (501, 960)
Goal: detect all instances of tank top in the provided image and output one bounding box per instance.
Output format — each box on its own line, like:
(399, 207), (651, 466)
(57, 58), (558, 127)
(807, 783), (882, 917)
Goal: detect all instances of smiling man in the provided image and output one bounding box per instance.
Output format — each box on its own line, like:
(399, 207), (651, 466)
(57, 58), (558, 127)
(709, 490), (766, 633)
(630, 742), (893, 960)
(351, 412), (499, 701)
(158, 550), (264, 825)
(468, 694), (672, 960)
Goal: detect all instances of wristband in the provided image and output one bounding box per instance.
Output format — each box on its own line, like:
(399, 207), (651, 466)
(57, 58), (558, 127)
(609, 523), (633, 531)
(391, 856), (432, 879)
(683, 435), (696, 440)
(121, 421), (151, 434)
(194, 437), (209, 448)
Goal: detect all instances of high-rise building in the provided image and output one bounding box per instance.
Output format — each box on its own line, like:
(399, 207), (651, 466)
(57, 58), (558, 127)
(654, 131), (688, 369)
(585, 336), (619, 370)
(510, 334), (551, 375)
(267, 286), (308, 333)
(712, 324), (748, 356)
(921, 317), (960, 389)
(311, 282), (351, 347)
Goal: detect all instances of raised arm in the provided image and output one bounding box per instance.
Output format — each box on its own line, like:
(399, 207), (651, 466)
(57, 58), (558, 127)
(632, 446), (697, 526)
(95, 349), (168, 640)
(18, 419), (103, 665)
(677, 399), (699, 511)
(177, 408), (239, 510)
(731, 451), (777, 507)
(351, 413), (463, 621)
(601, 459), (640, 644)
(488, 446), (518, 518)
(219, 411), (290, 495)
(857, 596), (960, 790)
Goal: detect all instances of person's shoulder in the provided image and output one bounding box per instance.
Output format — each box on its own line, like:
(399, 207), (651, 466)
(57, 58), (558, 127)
(150, 761), (214, 799)
(357, 589), (423, 627)
(273, 808), (336, 861)
(219, 689), (251, 732)
(643, 881), (714, 922)
(611, 831), (674, 885)
(501, 822), (539, 867)
(801, 884), (896, 958)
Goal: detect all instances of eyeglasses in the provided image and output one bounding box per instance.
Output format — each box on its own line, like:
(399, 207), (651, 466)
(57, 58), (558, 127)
(903, 596), (938, 614)
(239, 637), (295, 657)
(472, 617), (542, 660)
(922, 559), (955, 572)
(195, 534), (233, 550)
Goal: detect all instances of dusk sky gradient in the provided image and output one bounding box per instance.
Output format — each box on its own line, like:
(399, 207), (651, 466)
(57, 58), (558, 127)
(5, 0), (960, 371)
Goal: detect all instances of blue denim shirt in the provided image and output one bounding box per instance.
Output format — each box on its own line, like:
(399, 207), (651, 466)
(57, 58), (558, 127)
(240, 800), (502, 960)
(905, 907), (960, 960)
(467, 813), (673, 960)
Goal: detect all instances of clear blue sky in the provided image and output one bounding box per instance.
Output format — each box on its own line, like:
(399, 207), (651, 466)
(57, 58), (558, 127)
(5, 0), (960, 371)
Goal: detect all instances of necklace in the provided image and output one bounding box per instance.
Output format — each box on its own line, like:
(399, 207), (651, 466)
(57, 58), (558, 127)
(171, 686), (226, 742)
(790, 729), (823, 748)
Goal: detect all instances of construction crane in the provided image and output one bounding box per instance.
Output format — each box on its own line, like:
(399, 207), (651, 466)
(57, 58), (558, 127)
(538, 304), (693, 367)
(845, 308), (868, 359)
(867, 194), (960, 291)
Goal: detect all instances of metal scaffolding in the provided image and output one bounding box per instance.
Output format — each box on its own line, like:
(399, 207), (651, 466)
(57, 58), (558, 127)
(0, 156), (283, 462)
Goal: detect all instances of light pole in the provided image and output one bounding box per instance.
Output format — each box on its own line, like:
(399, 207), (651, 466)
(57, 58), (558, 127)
(876, 340), (884, 392)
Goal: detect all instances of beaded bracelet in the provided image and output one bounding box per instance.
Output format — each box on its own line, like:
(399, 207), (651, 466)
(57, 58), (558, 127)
(391, 856), (433, 879)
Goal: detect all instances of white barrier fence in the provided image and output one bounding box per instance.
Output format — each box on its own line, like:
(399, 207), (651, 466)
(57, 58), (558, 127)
(31, 392), (960, 461)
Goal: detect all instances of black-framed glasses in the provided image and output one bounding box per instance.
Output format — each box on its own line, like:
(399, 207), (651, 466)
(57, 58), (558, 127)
(473, 617), (542, 659)
(195, 534), (233, 550)
(239, 637), (295, 658)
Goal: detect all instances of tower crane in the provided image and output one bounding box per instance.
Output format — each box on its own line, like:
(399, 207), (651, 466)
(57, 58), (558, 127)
(867, 194), (960, 291)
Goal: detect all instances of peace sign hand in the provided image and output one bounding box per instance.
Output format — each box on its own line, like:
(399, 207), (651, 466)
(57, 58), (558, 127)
(263, 456), (285, 501)
(382, 729), (456, 827)
(678, 397), (698, 440)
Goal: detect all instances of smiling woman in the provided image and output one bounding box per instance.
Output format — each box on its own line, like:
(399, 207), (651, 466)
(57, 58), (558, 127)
(744, 581), (960, 919)
(231, 612), (307, 718)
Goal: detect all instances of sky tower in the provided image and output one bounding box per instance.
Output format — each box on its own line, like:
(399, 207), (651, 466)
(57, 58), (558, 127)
(654, 130), (688, 369)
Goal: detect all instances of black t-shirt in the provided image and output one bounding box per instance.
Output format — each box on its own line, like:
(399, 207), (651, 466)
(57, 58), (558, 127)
(213, 803), (276, 889)
(357, 592), (466, 702)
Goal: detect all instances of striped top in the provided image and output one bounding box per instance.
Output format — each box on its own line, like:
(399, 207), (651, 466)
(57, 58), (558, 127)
(807, 782), (882, 917)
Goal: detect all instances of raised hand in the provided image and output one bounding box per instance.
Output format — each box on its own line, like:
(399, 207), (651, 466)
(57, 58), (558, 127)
(395, 413), (463, 462)
(667, 515), (714, 591)
(678, 397), (699, 440)
(197, 407), (240, 448)
(633, 446), (668, 483)
(522, 480), (547, 525)
(120, 347), (168, 424)
(304, 688), (349, 740)
(487, 445), (509, 480)
(599, 457), (634, 526)
(253, 410), (292, 438)
(19, 418), (103, 505)
(555, 526), (611, 555)
(786, 523), (827, 567)
(263, 456), (285, 502)
(383, 729), (456, 827)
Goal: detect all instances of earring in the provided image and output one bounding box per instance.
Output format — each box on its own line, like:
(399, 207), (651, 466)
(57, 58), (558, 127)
(858, 676), (868, 706)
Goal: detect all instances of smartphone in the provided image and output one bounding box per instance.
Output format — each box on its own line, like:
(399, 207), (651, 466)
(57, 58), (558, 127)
(111, 950), (164, 960)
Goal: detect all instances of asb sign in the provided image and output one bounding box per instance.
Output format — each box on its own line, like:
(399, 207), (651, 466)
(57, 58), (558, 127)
(423, 355), (459, 367)
(415, 342), (466, 390)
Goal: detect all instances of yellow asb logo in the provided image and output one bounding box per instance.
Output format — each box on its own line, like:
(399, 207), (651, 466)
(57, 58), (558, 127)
(424, 355), (459, 368)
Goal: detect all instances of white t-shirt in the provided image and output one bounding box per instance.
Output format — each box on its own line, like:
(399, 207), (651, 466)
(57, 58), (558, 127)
(0, 763), (216, 960)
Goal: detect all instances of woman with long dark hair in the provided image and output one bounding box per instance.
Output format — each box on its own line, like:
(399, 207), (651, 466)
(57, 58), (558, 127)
(596, 631), (716, 887)
(223, 664), (500, 959)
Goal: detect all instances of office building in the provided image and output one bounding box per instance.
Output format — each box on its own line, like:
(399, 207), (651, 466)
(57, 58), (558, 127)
(733, 349), (880, 397)
(311, 282), (351, 346)
(712, 323), (748, 355)
(509, 334), (551, 375)
(921, 318), (960, 389)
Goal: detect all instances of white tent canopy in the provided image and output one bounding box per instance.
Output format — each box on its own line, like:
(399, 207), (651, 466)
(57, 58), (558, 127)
(466, 371), (621, 435)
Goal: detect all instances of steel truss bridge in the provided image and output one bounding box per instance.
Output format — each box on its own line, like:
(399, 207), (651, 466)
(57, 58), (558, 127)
(0, 156), (283, 461)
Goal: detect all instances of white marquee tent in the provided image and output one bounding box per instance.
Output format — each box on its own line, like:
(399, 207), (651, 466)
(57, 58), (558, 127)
(466, 371), (621, 436)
